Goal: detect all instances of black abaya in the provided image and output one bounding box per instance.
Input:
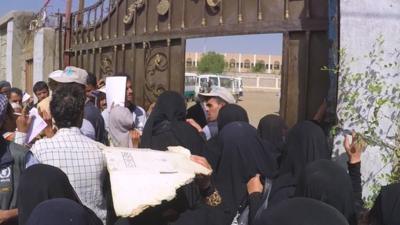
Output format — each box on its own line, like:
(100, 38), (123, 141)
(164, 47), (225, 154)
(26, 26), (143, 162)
(294, 159), (357, 225)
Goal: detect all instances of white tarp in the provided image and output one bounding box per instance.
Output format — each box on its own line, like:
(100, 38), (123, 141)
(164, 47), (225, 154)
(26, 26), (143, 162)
(100, 146), (212, 217)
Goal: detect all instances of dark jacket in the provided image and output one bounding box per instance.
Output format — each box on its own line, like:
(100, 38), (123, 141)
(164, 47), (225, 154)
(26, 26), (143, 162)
(0, 138), (28, 210)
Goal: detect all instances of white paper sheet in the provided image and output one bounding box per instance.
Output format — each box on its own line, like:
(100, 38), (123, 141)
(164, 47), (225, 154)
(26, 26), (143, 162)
(106, 76), (127, 111)
(22, 93), (31, 103)
(100, 145), (212, 218)
(26, 108), (48, 143)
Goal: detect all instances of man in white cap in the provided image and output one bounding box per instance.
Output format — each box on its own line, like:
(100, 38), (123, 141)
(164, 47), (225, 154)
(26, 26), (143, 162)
(187, 86), (235, 140)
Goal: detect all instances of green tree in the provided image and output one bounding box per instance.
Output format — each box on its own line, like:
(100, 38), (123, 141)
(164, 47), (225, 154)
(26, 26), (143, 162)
(197, 52), (225, 74)
(252, 61), (266, 73)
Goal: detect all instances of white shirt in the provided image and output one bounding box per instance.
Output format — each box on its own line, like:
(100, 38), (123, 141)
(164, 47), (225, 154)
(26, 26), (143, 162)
(30, 127), (107, 224)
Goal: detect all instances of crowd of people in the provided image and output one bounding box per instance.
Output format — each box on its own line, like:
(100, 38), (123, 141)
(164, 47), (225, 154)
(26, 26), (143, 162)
(0, 66), (398, 225)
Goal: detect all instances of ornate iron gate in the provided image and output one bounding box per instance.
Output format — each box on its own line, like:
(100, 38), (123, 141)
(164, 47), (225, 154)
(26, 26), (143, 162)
(65, 0), (332, 126)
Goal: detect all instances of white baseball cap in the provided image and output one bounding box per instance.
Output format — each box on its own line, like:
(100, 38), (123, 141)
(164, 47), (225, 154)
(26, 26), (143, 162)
(198, 87), (235, 104)
(49, 66), (88, 85)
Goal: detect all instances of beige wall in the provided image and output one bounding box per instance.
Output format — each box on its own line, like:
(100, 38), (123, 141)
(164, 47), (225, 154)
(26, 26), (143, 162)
(186, 52), (282, 74)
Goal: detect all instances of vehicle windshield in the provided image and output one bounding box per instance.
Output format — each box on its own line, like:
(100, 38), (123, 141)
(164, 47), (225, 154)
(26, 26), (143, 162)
(220, 77), (232, 88)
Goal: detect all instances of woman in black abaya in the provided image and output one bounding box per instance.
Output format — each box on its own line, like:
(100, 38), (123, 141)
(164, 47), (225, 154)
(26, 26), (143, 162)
(268, 121), (331, 207)
(204, 104), (250, 170)
(257, 114), (287, 165)
(140, 91), (204, 155)
(362, 183), (400, 225)
(17, 164), (102, 225)
(206, 121), (278, 225)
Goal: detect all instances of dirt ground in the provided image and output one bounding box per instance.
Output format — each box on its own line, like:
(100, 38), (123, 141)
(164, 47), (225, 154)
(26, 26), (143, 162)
(189, 89), (281, 128)
(237, 89), (280, 127)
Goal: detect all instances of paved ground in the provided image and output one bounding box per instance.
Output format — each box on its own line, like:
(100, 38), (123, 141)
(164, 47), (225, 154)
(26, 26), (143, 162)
(237, 89), (280, 127)
(189, 89), (281, 128)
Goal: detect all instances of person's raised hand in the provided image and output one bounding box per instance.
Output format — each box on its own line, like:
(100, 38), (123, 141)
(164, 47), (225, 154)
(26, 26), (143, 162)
(16, 108), (31, 133)
(247, 174), (263, 194)
(186, 119), (203, 133)
(130, 129), (141, 148)
(344, 131), (366, 164)
(42, 110), (55, 138)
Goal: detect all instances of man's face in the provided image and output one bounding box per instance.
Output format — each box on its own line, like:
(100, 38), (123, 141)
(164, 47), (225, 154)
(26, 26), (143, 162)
(206, 98), (225, 122)
(126, 80), (134, 103)
(9, 92), (22, 105)
(85, 84), (96, 98)
(35, 89), (49, 102)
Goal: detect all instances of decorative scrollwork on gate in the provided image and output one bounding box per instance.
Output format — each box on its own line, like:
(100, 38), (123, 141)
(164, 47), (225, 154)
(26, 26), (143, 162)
(123, 0), (145, 25)
(100, 56), (114, 77)
(144, 48), (169, 103)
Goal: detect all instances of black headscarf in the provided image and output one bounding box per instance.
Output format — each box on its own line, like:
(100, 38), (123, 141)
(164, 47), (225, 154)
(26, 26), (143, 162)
(209, 122), (278, 225)
(257, 114), (287, 167)
(294, 159), (357, 225)
(269, 121), (331, 207)
(217, 104), (249, 131)
(205, 104), (249, 170)
(279, 120), (331, 178)
(186, 102), (207, 128)
(140, 91), (204, 155)
(257, 114), (287, 149)
(17, 164), (102, 225)
(26, 199), (90, 225)
(254, 197), (349, 225)
(368, 183), (400, 225)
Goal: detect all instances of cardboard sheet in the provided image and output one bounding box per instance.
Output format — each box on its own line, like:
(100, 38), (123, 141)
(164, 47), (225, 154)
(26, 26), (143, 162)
(99, 145), (212, 217)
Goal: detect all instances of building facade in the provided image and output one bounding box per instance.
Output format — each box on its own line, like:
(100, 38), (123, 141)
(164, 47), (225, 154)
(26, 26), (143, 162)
(0, 11), (60, 94)
(185, 52), (282, 74)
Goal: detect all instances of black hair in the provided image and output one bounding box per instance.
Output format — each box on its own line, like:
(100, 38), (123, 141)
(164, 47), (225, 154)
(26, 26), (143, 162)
(86, 73), (97, 87)
(33, 81), (49, 94)
(9, 87), (23, 97)
(50, 83), (85, 128)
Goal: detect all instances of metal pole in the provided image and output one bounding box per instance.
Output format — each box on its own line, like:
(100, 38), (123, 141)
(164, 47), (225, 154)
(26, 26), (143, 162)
(63, 0), (73, 67)
(77, 0), (85, 25)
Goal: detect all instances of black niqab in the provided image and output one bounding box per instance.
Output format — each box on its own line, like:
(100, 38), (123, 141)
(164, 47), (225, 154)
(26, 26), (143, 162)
(257, 114), (287, 149)
(205, 104), (249, 170)
(279, 120), (331, 178)
(140, 91), (204, 155)
(294, 159), (357, 225)
(269, 121), (331, 207)
(217, 104), (249, 131)
(368, 183), (400, 225)
(254, 198), (349, 225)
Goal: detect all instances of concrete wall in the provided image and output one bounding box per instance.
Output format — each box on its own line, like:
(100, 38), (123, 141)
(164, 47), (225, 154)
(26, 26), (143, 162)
(0, 28), (6, 80)
(0, 11), (34, 89)
(0, 11), (60, 92)
(337, 0), (400, 198)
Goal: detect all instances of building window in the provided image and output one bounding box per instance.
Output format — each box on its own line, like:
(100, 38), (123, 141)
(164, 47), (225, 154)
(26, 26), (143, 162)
(186, 58), (193, 67)
(240, 63), (244, 68)
(229, 59), (236, 68)
(274, 61), (280, 70)
(244, 59), (251, 69)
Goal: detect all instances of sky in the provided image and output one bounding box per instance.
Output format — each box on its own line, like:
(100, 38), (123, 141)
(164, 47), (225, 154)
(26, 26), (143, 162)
(0, 0), (283, 55)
